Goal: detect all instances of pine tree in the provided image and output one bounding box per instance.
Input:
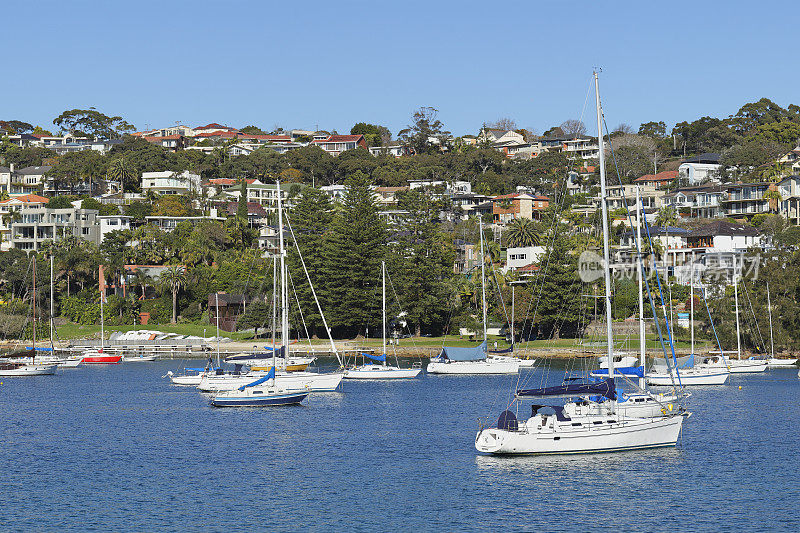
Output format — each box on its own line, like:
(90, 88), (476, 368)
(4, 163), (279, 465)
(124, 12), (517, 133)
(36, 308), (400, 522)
(322, 171), (386, 336)
(535, 230), (587, 338)
(286, 188), (334, 335)
(388, 189), (454, 335)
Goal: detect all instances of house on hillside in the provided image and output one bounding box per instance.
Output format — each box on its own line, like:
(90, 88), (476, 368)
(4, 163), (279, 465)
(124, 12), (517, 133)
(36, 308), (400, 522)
(141, 171), (201, 196)
(678, 153), (721, 185)
(722, 182), (774, 219)
(492, 193), (549, 224)
(310, 134), (367, 156)
(777, 175), (800, 225)
(634, 170), (677, 189)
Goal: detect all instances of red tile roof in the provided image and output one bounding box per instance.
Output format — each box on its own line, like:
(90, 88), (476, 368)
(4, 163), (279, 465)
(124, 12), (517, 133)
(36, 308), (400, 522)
(635, 170), (678, 182)
(0, 194), (49, 204)
(312, 134), (364, 143)
(195, 123), (236, 131)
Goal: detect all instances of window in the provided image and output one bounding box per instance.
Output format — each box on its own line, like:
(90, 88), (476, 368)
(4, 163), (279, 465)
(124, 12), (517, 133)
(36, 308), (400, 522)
(82, 227), (90, 235)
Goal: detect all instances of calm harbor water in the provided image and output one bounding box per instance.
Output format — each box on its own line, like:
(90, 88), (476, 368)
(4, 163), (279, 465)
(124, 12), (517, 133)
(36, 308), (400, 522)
(1, 361), (798, 532)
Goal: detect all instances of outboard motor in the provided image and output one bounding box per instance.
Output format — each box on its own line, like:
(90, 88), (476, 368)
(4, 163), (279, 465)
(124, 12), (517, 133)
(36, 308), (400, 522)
(497, 410), (518, 431)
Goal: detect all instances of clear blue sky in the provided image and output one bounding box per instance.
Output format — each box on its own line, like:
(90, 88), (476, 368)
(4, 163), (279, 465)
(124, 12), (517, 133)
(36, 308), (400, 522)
(3, 0), (797, 137)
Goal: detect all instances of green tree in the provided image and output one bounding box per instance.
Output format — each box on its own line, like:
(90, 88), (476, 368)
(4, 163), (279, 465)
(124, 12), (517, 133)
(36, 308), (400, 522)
(53, 108), (135, 139)
(534, 231), (587, 338)
(322, 172), (386, 336)
(638, 121), (667, 138)
(350, 122), (391, 147)
(505, 218), (540, 247)
(106, 156), (138, 192)
(397, 107), (451, 155)
(159, 265), (187, 324)
(240, 125), (266, 135)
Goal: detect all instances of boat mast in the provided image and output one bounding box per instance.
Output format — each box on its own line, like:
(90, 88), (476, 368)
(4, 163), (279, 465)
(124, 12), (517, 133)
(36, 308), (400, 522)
(277, 180), (289, 367)
(479, 217), (487, 348)
(50, 254), (55, 347)
(100, 269), (105, 352)
(32, 257), (36, 360)
(767, 281), (775, 359)
(734, 257), (742, 361)
(690, 250), (695, 358)
(636, 186), (645, 389)
(382, 260), (386, 366)
(594, 70), (616, 384)
(272, 255), (277, 366)
(215, 292), (220, 368)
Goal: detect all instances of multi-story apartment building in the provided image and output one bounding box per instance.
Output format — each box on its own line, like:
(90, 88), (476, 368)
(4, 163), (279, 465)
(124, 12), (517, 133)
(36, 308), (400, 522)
(9, 207), (100, 252)
(721, 182), (773, 218)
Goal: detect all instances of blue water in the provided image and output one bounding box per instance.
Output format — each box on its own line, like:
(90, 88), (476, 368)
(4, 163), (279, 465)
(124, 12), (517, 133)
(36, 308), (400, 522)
(1, 361), (798, 532)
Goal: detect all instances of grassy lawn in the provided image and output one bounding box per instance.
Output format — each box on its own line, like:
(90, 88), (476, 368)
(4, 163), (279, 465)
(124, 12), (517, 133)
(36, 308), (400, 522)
(356, 334), (712, 350)
(56, 322), (257, 341)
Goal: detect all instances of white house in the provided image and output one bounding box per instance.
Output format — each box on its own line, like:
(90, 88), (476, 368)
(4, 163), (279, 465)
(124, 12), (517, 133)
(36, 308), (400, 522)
(505, 246), (545, 271)
(97, 215), (131, 242)
(678, 153), (722, 185)
(141, 171), (201, 195)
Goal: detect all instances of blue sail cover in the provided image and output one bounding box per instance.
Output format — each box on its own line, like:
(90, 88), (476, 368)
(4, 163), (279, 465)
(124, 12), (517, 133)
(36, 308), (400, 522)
(362, 352), (386, 362)
(517, 378), (617, 401)
(25, 347), (54, 352)
(592, 366), (645, 377)
(238, 367), (276, 390)
(228, 347), (285, 361)
(439, 342), (486, 362)
(489, 346), (514, 354)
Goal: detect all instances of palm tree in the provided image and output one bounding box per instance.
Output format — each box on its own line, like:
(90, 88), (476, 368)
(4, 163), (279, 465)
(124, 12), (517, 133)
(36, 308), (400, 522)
(764, 189), (783, 213)
(655, 206), (678, 228)
(106, 157), (137, 192)
(505, 218), (540, 247)
(159, 265), (187, 324)
(131, 268), (151, 301)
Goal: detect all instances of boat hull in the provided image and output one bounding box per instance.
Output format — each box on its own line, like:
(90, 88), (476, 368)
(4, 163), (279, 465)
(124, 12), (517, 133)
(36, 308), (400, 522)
(210, 390), (309, 407)
(170, 374), (205, 385)
(198, 371), (343, 392)
(0, 364), (57, 376)
(123, 355), (157, 362)
(727, 360), (768, 373)
(426, 360), (519, 375)
(476, 413), (687, 455)
(768, 358), (798, 368)
(646, 370), (729, 386)
(344, 365), (421, 379)
(82, 353), (122, 364)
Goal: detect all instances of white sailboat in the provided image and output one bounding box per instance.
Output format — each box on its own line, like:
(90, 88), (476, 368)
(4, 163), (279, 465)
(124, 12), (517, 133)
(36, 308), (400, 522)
(726, 261), (767, 373)
(765, 282), (796, 368)
(345, 261), (421, 379)
(475, 71), (688, 455)
(0, 257), (57, 377)
(211, 182), (312, 406)
(646, 253), (729, 386)
(427, 218), (520, 375)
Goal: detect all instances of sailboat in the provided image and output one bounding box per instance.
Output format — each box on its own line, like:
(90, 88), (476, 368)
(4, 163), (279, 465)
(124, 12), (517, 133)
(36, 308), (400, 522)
(592, 187), (683, 416)
(646, 251), (730, 386)
(345, 261), (422, 379)
(475, 71), (688, 455)
(81, 272), (122, 364)
(766, 282), (797, 367)
(210, 180), (334, 405)
(427, 218), (520, 375)
(0, 257), (57, 376)
(725, 260), (767, 373)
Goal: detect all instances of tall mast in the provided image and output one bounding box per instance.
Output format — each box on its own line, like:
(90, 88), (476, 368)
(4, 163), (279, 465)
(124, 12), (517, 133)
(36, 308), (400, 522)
(767, 281), (775, 359)
(272, 256), (277, 364)
(479, 217), (487, 348)
(32, 257), (37, 358)
(382, 260), (386, 366)
(636, 187), (645, 389)
(690, 251), (695, 358)
(734, 257), (742, 361)
(50, 255), (55, 347)
(277, 180), (288, 365)
(215, 292), (220, 367)
(594, 70), (615, 382)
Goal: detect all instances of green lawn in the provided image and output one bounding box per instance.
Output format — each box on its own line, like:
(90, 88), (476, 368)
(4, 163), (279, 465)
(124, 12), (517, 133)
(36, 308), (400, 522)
(56, 322), (257, 341)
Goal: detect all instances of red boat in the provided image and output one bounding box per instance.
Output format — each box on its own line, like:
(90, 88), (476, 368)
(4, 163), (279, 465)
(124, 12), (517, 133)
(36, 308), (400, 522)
(81, 349), (122, 364)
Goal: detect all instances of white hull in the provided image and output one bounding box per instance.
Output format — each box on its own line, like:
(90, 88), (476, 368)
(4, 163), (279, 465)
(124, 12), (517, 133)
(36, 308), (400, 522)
(768, 358), (798, 368)
(646, 370), (729, 386)
(0, 364), (58, 376)
(727, 359), (768, 373)
(59, 357), (83, 368)
(168, 372), (205, 385)
(198, 371), (343, 392)
(226, 356), (315, 371)
(344, 365), (421, 379)
(488, 355), (535, 367)
(123, 355), (157, 362)
(476, 412), (688, 455)
(426, 360), (520, 375)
